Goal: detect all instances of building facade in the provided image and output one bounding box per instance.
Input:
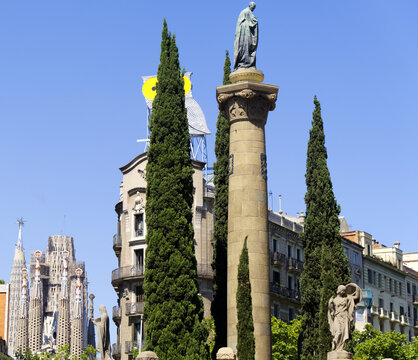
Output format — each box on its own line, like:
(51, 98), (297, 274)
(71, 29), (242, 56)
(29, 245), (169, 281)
(111, 153), (214, 360)
(0, 283), (10, 354)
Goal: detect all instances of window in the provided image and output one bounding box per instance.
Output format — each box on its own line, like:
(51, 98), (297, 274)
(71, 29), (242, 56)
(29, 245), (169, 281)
(373, 271), (377, 286)
(134, 213), (144, 237)
(407, 282), (411, 294)
(399, 283), (402, 296)
(288, 276), (293, 290)
(413, 284), (417, 296)
(273, 303), (280, 319)
(378, 298), (384, 308)
(296, 248), (301, 261)
(343, 247), (348, 258)
(289, 308), (295, 321)
(135, 285), (144, 303)
(389, 279), (393, 292)
(353, 252), (358, 265)
(273, 271), (280, 285)
(368, 269), (373, 284)
(134, 249), (144, 269)
(367, 244), (371, 256)
(400, 306), (404, 316)
(287, 245), (292, 258)
(378, 274), (382, 288)
(390, 302), (393, 313)
(379, 321), (384, 332)
(273, 239), (279, 253)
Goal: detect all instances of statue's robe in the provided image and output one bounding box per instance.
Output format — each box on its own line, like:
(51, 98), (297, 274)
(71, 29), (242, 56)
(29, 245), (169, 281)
(234, 7), (258, 70)
(95, 313), (111, 360)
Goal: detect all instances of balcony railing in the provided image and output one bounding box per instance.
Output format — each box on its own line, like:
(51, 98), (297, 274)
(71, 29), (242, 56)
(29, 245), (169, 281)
(370, 305), (379, 315)
(287, 257), (303, 272)
(113, 234), (122, 249)
(390, 311), (400, 323)
(111, 266), (144, 285)
(112, 306), (121, 321)
(270, 283), (301, 300)
(135, 229), (144, 237)
(197, 264), (213, 278)
(271, 252), (286, 266)
(125, 341), (140, 354)
(126, 302), (144, 316)
(400, 315), (410, 326)
(112, 343), (121, 357)
(379, 308), (389, 318)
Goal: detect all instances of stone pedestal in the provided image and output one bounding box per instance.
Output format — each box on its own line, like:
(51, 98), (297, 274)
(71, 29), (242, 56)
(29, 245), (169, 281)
(136, 351), (159, 360)
(216, 69), (278, 360)
(327, 351), (353, 360)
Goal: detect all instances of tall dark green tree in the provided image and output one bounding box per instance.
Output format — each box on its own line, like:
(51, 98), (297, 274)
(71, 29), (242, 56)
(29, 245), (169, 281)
(143, 20), (208, 360)
(236, 237), (255, 360)
(211, 51), (231, 358)
(299, 96), (350, 360)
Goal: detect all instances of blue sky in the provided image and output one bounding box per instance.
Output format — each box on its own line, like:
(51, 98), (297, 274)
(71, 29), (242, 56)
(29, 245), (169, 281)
(1, 1), (417, 342)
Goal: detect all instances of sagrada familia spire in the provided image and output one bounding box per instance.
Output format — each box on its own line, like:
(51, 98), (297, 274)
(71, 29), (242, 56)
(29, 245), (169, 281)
(56, 251), (70, 348)
(28, 251), (43, 353)
(70, 268), (84, 357)
(15, 268), (29, 353)
(8, 218), (27, 357)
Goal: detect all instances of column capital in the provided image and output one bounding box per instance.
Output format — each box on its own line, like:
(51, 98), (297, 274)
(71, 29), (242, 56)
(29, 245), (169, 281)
(216, 82), (278, 125)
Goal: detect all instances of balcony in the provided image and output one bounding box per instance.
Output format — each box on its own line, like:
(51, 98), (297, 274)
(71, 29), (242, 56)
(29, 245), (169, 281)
(370, 305), (379, 316)
(113, 234), (122, 254)
(390, 311), (400, 323)
(379, 308), (389, 319)
(126, 302), (144, 316)
(287, 257), (303, 273)
(135, 229), (144, 238)
(400, 315), (410, 326)
(197, 264), (214, 279)
(112, 343), (121, 358)
(112, 306), (121, 323)
(111, 266), (144, 287)
(270, 283), (301, 301)
(125, 341), (140, 354)
(271, 252), (286, 266)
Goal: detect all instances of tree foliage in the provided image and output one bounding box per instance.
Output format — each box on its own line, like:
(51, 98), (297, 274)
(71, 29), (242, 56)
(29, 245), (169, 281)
(236, 237), (255, 360)
(211, 51), (231, 358)
(271, 316), (302, 360)
(14, 345), (96, 360)
(347, 324), (418, 360)
(299, 96), (351, 360)
(143, 20), (208, 360)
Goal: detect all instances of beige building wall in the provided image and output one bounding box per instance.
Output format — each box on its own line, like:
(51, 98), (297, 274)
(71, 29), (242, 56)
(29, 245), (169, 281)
(0, 284), (9, 343)
(112, 153), (214, 360)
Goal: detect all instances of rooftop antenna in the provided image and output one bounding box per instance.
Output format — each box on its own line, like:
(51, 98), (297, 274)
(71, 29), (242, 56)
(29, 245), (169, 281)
(17, 217), (25, 248)
(278, 195), (283, 215)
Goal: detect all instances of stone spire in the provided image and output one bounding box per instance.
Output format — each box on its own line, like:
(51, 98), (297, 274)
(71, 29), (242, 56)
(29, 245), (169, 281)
(87, 294), (96, 348)
(71, 268), (84, 357)
(56, 251), (71, 349)
(15, 268), (29, 354)
(28, 251), (43, 353)
(8, 219), (27, 357)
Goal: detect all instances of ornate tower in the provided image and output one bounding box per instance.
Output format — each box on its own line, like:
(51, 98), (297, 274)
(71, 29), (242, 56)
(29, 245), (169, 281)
(15, 268), (29, 354)
(216, 68), (278, 360)
(28, 251), (44, 353)
(70, 268), (84, 357)
(87, 294), (96, 348)
(56, 251), (70, 348)
(8, 218), (27, 357)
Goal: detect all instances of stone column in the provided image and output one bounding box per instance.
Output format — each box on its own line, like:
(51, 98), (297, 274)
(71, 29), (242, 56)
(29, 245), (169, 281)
(216, 69), (278, 360)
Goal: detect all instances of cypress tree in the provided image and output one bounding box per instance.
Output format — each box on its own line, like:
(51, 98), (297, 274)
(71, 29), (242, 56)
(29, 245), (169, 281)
(143, 20), (208, 360)
(299, 96), (350, 360)
(211, 51), (231, 358)
(236, 237), (255, 360)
